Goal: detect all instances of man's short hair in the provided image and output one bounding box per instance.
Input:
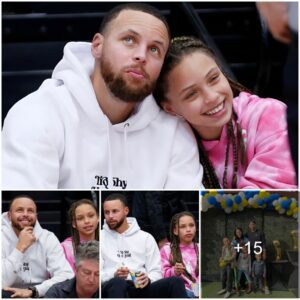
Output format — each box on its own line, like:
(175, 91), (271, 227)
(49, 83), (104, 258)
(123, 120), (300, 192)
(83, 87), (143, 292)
(103, 193), (128, 207)
(75, 240), (99, 268)
(9, 194), (36, 211)
(99, 3), (170, 39)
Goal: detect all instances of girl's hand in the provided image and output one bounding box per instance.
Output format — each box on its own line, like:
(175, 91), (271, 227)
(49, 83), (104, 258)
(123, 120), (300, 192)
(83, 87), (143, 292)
(174, 262), (185, 275)
(137, 272), (149, 288)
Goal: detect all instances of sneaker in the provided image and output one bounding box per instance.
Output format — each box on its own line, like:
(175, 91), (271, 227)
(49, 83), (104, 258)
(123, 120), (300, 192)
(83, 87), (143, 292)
(264, 287), (270, 295)
(217, 289), (226, 295)
(224, 291), (231, 298)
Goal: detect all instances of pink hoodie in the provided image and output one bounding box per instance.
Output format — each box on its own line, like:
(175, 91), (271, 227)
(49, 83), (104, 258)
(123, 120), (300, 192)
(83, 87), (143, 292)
(61, 237), (90, 272)
(202, 92), (297, 188)
(160, 242), (199, 289)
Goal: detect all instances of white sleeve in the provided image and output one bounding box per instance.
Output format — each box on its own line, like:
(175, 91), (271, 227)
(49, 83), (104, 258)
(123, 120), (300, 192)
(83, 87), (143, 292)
(164, 120), (203, 189)
(2, 98), (62, 189)
(2, 248), (24, 287)
(35, 233), (74, 297)
(145, 234), (162, 283)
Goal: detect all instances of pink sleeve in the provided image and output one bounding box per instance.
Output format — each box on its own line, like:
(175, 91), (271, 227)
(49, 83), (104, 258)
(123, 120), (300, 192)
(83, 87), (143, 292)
(61, 240), (76, 272)
(160, 245), (176, 278)
(238, 96), (297, 189)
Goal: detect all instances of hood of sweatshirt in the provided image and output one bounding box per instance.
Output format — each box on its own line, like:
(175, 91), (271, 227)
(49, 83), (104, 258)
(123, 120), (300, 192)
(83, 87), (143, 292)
(2, 212), (44, 242)
(103, 217), (140, 237)
(51, 42), (161, 132)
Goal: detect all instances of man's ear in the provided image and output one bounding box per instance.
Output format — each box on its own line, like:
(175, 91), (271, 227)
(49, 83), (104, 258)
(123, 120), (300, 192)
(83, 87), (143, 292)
(91, 33), (104, 58)
(161, 101), (178, 117)
(124, 207), (129, 217)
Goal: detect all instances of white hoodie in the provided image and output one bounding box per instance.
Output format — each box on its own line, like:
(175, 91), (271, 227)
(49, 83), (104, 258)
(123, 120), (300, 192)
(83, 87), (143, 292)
(101, 217), (162, 283)
(2, 212), (74, 297)
(2, 42), (203, 189)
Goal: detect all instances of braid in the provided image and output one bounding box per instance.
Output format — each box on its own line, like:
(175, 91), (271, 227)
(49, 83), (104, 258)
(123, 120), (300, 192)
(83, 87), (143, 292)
(169, 212), (198, 283)
(195, 133), (221, 188)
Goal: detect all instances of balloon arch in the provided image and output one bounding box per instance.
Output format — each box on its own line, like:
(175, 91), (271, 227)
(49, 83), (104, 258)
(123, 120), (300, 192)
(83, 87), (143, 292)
(201, 190), (299, 219)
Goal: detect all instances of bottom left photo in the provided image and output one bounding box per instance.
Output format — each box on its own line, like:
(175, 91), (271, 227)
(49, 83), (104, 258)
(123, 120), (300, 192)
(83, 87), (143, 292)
(1, 191), (99, 298)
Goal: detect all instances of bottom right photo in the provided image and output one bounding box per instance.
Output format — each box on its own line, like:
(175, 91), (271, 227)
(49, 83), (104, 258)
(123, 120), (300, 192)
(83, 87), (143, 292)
(201, 190), (299, 298)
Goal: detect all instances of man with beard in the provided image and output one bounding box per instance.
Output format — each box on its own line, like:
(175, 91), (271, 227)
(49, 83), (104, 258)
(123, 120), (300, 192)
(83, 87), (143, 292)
(101, 193), (188, 298)
(2, 3), (203, 189)
(2, 195), (74, 298)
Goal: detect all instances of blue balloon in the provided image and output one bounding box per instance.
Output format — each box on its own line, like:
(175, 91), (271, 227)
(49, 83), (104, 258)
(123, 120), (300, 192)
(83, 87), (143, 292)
(234, 195), (242, 204)
(207, 196), (217, 205)
(269, 194), (280, 201)
(257, 199), (264, 207)
(226, 198), (233, 207)
(281, 199), (292, 209)
(201, 191), (206, 196)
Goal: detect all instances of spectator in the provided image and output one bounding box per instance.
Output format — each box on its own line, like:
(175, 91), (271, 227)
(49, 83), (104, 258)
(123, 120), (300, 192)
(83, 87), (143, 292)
(2, 195), (74, 298)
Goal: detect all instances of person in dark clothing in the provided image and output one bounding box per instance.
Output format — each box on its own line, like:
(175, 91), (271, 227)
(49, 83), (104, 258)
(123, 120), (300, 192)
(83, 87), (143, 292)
(45, 241), (99, 298)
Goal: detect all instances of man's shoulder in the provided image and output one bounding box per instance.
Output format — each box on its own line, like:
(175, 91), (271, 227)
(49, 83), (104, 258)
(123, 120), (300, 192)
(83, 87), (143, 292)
(45, 277), (76, 298)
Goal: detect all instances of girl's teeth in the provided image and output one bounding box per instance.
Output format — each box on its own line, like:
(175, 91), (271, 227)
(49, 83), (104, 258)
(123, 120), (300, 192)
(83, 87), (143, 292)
(206, 102), (223, 115)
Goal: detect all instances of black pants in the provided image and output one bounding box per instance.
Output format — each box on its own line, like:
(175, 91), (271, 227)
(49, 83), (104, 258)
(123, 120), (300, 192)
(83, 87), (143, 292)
(2, 290), (14, 298)
(102, 277), (188, 298)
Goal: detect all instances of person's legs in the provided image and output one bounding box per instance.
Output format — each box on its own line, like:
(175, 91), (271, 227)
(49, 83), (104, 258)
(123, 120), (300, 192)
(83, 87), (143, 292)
(130, 277), (187, 298)
(101, 277), (128, 298)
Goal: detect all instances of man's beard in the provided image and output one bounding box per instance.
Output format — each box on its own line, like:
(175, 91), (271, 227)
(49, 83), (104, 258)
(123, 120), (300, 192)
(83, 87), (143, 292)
(107, 216), (126, 230)
(11, 219), (36, 232)
(100, 56), (156, 103)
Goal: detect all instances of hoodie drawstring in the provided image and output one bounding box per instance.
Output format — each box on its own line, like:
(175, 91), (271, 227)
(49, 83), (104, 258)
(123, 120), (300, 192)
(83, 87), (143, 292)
(106, 118), (113, 189)
(124, 123), (131, 188)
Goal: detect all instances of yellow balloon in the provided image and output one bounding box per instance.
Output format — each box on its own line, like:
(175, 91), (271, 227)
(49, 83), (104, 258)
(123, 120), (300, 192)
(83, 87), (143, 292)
(232, 204), (238, 212)
(242, 199), (248, 207)
(286, 209), (293, 216)
(221, 200), (226, 209)
(259, 190), (270, 198)
(275, 205), (280, 211)
(290, 202), (297, 209)
(209, 190), (218, 196)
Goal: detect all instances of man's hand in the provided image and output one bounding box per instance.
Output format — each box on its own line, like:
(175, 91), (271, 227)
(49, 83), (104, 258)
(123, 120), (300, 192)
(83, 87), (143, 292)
(257, 2), (292, 44)
(136, 272), (149, 288)
(3, 287), (33, 298)
(114, 266), (129, 279)
(174, 262), (186, 276)
(16, 227), (36, 253)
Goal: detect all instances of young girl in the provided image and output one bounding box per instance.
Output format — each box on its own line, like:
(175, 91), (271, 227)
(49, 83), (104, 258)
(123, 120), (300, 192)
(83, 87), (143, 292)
(160, 211), (199, 298)
(218, 237), (236, 298)
(154, 36), (296, 189)
(61, 199), (99, 271)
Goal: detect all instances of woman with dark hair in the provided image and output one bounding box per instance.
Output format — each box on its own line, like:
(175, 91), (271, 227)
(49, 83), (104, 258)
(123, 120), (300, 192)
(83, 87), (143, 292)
(61, 199), (99, 271)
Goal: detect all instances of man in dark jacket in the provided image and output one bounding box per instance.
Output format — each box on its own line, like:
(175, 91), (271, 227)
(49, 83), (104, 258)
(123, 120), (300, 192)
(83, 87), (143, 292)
(45, 241), (99, 298)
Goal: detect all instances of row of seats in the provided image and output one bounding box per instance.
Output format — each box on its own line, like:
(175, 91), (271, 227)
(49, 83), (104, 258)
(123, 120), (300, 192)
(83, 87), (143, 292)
(2, 2), (288, 122)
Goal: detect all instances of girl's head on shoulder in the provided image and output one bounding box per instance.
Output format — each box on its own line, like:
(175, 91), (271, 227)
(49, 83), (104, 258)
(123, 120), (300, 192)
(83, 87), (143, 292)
(154, 36), (240, 140)
(170, 211), (197, 245)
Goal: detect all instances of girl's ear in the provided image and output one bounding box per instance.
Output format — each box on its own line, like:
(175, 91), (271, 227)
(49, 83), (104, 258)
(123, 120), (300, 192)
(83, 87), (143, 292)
(161, 101), (179, 117)
(91, 33), (104, 59)
(173, 226), (179, 236)
(72, 221), (76, 229)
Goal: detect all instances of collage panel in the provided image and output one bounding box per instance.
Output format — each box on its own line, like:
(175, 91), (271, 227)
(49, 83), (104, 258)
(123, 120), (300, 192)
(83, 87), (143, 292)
(201, 190), (299, 298)
(100, 191), (200, 298)
(1, 190), (99, 298)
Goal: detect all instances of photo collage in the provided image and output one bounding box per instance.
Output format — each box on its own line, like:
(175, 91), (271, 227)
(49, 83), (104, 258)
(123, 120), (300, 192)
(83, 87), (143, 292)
(2, 1), (299, 299)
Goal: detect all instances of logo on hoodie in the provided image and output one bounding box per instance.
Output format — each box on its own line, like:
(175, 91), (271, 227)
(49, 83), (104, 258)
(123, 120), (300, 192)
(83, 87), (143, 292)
(117, 250), (131, 259)
(92, 175), (127, 190)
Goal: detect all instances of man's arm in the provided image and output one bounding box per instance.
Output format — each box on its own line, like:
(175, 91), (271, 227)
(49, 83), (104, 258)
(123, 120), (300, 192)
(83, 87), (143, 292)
(2, 227), (36, 287)
(144, 234), (163, 283)
(34, 233), (74, 297)
(2, 95), (62, 188)
(165, 120), (203, 189)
